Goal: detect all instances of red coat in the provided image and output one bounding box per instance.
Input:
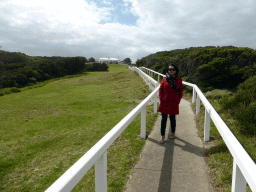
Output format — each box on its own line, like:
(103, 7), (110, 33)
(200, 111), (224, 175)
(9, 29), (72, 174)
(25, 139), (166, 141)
(158, 77), (183, 115)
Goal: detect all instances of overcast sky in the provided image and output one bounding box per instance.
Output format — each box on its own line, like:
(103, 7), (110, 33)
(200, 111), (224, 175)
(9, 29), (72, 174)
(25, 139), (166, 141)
(1, 0), (255, 63)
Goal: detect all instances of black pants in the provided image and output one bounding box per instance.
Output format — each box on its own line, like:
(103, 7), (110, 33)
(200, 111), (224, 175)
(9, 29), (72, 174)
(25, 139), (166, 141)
(161, 113), (176, 137)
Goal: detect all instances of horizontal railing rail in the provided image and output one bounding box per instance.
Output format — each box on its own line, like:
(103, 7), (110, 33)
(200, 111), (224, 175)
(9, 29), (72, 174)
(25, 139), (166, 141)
(45, 67), (160, 192)
(140, 66), (256, 192)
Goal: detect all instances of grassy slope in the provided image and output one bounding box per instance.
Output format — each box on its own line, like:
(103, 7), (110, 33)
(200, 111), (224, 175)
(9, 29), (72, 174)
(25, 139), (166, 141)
(181, 86), (255, 192)
(0, 64), (158, 191)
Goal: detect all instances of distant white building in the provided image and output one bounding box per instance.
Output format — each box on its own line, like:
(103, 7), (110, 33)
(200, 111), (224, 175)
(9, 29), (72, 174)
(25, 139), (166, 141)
(96, 57), (120, 64)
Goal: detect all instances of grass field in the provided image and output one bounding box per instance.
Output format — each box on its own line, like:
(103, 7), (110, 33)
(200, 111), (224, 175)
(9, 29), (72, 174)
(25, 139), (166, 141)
(0, 64), (158, 191)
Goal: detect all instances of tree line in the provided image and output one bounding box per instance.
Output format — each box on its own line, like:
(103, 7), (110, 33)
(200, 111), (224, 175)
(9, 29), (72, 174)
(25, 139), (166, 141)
(136, 46), (256, 92)
(0, 51), (108, 89)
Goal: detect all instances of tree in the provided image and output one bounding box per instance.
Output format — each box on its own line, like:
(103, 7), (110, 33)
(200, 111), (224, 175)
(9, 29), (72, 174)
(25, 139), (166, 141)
(12, 73), (28, 87)
(88, 57), (95, 62)
(123, 58), (131, 64)
(61, 57), (85, 75)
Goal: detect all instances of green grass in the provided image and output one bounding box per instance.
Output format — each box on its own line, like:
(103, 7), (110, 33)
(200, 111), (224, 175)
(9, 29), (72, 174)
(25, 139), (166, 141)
(0, 64), (158, 191)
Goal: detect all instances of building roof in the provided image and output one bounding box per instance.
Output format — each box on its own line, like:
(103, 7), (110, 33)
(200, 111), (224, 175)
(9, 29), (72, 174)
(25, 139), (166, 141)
(97, 57), (120, 61)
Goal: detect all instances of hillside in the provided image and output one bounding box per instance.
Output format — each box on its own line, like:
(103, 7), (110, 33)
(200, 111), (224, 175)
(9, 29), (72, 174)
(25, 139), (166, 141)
(0, 50), (108, 90)
(0, 64), (158, 191)
(136, 46), (256, 92)
(137, 45), (256, 142)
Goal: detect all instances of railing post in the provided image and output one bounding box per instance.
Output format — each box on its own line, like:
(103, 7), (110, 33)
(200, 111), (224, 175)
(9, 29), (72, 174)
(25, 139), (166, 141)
(95, 151), (107, 192)
(141, 106), (146, 139)
(158, 74), (160, 82)
(232, 160), (246, 192)
(196, 94), (200, 115)
(154, 84), (157, 114)
(192, 87), (196, 103)
(204, 108), (210, 142)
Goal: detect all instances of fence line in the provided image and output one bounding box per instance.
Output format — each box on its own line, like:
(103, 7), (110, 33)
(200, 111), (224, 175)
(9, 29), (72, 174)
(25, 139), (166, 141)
(45, 67), (159, 192)
(140, 66), (256, 192)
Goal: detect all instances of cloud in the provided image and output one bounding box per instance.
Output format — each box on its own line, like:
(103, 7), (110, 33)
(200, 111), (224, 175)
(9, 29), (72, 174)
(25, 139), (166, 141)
(102, 0), (112, 5)
(2, 0), (112, 29)
(0, 0), (256, 63)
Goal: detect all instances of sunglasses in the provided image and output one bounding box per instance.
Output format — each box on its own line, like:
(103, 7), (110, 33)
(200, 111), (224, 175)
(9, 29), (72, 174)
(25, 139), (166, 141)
(168, 68), (176, 71)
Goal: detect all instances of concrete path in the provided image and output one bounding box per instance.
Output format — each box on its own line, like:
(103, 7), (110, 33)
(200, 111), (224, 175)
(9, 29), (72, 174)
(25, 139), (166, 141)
(124, 98), (214, 192)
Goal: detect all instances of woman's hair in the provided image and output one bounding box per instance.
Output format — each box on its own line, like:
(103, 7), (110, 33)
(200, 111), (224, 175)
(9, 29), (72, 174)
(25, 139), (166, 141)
(167, 64), (179, 76)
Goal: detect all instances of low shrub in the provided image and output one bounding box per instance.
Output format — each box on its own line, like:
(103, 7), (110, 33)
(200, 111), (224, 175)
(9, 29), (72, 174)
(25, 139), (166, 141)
(0, 87), (21, 96)
(85, 63), (109, 71)
(219, 75), (256, 136)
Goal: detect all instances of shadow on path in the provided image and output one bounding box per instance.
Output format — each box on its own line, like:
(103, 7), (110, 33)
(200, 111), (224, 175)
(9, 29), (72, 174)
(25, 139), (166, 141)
(146, 135), (205, 191)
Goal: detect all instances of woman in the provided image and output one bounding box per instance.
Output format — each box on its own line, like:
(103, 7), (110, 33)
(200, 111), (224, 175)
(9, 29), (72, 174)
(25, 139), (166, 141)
(158, 64), (183, 144)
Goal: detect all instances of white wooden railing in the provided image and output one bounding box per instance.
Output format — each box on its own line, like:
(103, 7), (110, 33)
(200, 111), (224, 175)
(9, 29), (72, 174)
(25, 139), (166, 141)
(45, 67), (159, 192)
(140, 66), (256, 192)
